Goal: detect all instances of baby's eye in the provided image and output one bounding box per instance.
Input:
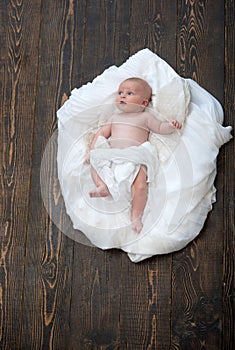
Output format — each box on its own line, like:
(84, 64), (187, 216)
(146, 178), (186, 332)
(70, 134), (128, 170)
(118, 91), (123, 96)
(128, 92), (134, 96)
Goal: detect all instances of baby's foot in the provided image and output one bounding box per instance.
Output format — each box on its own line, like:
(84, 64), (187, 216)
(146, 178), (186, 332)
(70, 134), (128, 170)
(132, 217), (143, 234)
(89, 185), (110, 197)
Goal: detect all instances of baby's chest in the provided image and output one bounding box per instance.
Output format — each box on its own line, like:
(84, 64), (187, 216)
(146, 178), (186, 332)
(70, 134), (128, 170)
(112, 114), (147, 128)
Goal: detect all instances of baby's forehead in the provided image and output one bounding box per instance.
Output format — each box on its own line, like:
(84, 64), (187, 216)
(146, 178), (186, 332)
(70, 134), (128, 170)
(118, 80), (143, 90)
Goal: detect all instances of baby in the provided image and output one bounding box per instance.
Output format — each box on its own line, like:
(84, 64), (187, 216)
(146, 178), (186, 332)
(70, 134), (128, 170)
(86, 77), (182, 233)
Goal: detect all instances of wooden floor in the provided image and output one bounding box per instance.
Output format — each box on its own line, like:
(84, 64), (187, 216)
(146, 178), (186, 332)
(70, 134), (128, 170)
(0, 1), (234, 349)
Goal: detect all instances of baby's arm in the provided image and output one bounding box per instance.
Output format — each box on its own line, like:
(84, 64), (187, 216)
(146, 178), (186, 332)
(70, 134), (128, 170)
(85, 120), (112, 163)
(146, 113), (182, 134)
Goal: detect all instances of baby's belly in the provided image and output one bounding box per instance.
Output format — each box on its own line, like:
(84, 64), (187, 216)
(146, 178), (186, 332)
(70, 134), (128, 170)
(110, 135), (149, 148)
(110, 125), (149, 148)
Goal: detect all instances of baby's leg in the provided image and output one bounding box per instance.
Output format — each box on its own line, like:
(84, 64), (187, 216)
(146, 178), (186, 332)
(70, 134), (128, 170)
(89, 166), (110, 197)
(131, 166), (148, 233)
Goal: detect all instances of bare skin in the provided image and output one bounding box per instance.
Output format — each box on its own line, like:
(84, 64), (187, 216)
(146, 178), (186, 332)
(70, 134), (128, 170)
(86, 79), (182, 232)
(131, 166), (148, 233)
(89, 166), (110, 197)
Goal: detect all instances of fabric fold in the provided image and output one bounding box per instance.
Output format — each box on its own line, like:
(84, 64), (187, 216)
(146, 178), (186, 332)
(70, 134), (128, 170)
(90, 137), (157, 201)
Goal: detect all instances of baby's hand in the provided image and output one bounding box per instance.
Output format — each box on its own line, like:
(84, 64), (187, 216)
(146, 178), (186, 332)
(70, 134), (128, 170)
(170, 120), (182, 130)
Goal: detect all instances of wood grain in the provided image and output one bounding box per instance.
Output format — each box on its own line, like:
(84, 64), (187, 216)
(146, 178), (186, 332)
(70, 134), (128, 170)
(223, 0), (235, 348)
(130, 0), (177, 66)
(172, 0), (227, 348)
(81, 0), (131, 84)
(20, 1), (76, 349)
(177, 0), (225, 101)
(0, 1), (42, 348)
(69, 249), (122, 349)
(171, 243), (222, 349)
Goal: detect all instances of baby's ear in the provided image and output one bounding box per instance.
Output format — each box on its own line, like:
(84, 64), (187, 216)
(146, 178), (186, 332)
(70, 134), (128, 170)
(142, 99), (149, 107)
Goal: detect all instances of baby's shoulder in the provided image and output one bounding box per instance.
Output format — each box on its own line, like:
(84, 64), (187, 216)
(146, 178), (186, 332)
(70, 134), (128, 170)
(142, 110), (155, 120)
(143, 110), (152, 116)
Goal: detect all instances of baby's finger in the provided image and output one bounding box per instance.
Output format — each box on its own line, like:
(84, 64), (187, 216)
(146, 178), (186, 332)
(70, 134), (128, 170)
(172, 120), (182, 129)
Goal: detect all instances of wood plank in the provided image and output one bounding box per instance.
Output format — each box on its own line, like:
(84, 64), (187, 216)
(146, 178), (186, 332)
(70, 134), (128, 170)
(20, 1), (81, 348)
(0, 1), (42, 348)
(130, 0), (177, 66)
(81, 0), (131, 83)
(177, 0), (224, 101)
(172, 0), (226, 348)
(69, 248), (123, 349)
(118, 256), (172, 349)
(223, 0), (235, 348)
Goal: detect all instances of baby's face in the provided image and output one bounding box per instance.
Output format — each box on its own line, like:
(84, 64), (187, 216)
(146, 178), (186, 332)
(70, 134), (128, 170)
(116, 81), (149, 112)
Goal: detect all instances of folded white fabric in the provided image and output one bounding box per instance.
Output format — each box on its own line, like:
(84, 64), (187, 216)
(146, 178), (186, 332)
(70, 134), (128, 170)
(90, 136), (157, 201)
(56, 48), (232, 262)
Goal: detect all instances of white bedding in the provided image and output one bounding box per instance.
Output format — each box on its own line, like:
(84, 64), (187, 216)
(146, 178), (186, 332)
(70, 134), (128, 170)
(55, 48), (232, 262)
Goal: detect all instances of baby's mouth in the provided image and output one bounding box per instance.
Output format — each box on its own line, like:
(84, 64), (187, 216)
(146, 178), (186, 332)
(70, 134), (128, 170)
(120, 101), (126, 104)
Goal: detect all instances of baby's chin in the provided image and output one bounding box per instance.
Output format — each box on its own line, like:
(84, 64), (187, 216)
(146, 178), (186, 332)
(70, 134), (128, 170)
(116, 102), (145, 113)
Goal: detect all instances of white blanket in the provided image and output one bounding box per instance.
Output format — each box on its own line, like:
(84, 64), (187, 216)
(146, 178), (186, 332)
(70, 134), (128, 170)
(48, 48), (232, 262)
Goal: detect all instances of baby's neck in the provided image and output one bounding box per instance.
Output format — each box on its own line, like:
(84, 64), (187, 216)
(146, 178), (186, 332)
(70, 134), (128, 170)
(119, 110), (145, 116)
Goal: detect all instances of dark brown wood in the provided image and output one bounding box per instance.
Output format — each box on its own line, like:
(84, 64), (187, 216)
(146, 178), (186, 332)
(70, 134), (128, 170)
(20, 1), (76, 349)
(0, 1), (42, 349)
(177, 0), (225, 101)
(81, 0), (131, 83)
(0, 0), (234, 349)
(223, 0), (235, 349)
(172, 0), (229, 349)
(130, 1), (177, 66)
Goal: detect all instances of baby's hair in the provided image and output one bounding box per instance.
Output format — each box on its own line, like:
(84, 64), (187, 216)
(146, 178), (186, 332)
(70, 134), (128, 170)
(122, 77), (152, 102)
